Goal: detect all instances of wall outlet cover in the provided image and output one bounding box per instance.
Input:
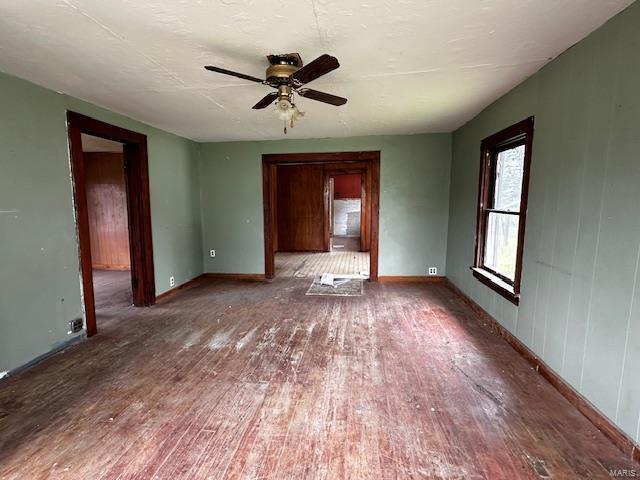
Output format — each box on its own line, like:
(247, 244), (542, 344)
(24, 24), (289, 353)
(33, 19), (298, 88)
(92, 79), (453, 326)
(210, 249), (216, 258)
(169, 276), (175, 287)
(428, 267), (438, 275)
(68, 317), (83, 334)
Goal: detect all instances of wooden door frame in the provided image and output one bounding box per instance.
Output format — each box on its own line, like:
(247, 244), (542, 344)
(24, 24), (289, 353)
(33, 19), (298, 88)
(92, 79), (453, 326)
(262, 151), (380, 281)
(328, 177), (334, 239)
(67, 111), (155, 337)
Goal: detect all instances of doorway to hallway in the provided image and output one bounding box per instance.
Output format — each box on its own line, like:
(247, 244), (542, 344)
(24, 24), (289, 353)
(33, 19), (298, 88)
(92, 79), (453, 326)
(262, 151), (380, 280)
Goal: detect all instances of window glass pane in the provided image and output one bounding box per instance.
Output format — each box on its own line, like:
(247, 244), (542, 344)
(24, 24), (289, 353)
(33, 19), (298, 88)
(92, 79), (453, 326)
(494, 144), (525, 211)
(484, 212), (519, 281)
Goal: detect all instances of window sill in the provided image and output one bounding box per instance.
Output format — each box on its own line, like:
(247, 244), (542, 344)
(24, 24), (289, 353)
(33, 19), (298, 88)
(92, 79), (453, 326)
(471, 267), (520, 306)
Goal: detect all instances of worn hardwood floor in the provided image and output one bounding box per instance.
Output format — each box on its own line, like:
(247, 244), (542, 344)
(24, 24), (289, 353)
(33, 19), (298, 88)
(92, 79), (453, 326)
(331, 236), (360, 252)
(0, 278), (636, 479)
(93, 269), (132, 311)
(275, 237), (369, 278)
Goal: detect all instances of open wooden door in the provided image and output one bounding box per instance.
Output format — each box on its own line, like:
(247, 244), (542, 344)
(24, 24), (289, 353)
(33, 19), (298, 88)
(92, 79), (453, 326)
(276, 164), (326, 252)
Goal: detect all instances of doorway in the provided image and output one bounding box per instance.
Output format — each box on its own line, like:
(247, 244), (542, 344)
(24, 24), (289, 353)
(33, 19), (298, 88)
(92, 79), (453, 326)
(82, 133), (133, 320)
(330, 173), (362, 252)
(262, 151), (380, 281)
(67, 112), (155, 337)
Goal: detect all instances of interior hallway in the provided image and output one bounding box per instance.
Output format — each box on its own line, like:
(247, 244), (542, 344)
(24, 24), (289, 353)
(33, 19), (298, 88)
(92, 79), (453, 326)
(0, 278), (635, 479)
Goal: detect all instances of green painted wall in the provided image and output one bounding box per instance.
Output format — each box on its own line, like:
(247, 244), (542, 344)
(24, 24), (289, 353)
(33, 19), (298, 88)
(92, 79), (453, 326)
(199, 134), (451, 276)
(446, 2), (640, 442)
(0, 72), (203, 374)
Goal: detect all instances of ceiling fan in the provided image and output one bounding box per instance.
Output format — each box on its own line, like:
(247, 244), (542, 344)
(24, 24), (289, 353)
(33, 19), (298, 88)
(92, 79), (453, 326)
(204, 53), (347, 133)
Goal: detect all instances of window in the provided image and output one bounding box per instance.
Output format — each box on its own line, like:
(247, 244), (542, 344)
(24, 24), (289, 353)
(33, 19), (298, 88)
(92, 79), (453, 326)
(473, 117), (534, 305)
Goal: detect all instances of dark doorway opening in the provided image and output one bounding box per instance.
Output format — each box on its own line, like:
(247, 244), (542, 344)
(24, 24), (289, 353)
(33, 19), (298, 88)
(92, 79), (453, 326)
(262, 151), (380, 281)
(82, 134), (133, 321)
(330, 173), (363, 253)
(67, 112), (155, 337)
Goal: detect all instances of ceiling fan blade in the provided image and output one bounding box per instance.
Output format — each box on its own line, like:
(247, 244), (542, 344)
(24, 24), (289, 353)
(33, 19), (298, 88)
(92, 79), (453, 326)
(204, 65), (264, 83)
(252, 92), (279, 109)
(291, 54), (339, 85)
(297, 88), (347, 106)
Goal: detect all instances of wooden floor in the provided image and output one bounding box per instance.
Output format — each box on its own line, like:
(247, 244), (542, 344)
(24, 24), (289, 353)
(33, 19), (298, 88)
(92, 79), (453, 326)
(0, 278), (637, 479)
(93, 269), (132, 311)
(276, 236), (370, 278)
(92, 268), (134, 330)
(331, 236), (360, 252)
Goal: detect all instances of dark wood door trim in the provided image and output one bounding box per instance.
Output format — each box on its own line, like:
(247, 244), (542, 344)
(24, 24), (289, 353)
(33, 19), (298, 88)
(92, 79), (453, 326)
(67, 111), (155, 337)
(323, 173), (331, 252)
(263, 151), (379, 164)
(262, 151), (380, 281)
(359, 173), (366, 251)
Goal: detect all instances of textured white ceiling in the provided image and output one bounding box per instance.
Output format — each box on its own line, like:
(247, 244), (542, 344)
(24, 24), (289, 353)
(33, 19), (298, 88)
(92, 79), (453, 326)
(0, 0), (633, 142)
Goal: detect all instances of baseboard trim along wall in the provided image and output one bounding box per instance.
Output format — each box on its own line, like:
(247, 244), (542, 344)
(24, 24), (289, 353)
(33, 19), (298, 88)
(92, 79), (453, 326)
(155, 274), (206, 302)
(203, 273), (267, 282)
(445, 279), (640, 463)
(92, 264), (131, 270)
(3, 333), (86, 382)
(156, 274), (268, 303)
(378, 275), (447, 283)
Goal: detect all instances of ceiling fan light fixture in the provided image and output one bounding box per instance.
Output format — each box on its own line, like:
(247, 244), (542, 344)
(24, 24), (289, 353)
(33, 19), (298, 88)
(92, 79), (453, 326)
(274, 97), (304, 133)
(276, 97), (292, 115)
(289, 104), (305, 125)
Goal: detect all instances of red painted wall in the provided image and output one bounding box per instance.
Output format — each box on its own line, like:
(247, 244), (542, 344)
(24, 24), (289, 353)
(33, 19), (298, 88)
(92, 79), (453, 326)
(333, 174), (361, 199)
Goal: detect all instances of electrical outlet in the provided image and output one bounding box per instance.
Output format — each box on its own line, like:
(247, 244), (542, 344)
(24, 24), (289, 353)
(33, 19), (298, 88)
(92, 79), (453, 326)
(428, 267), (438, 276)
(68, 317), (83, 334)
(210, 249), (216, 258)
(169, 276), (175, 287)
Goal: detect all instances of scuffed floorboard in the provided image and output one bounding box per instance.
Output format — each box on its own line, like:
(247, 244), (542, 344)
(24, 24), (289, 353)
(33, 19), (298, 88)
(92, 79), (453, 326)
(92, 269), (132, 311)
(275, 249), (369, 278)
(0, 279), (637, 479)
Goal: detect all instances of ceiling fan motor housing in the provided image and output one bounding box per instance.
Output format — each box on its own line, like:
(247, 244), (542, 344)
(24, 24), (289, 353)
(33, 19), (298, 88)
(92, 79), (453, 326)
(265, 53), (302, 86)
(277, 85), (292, 103)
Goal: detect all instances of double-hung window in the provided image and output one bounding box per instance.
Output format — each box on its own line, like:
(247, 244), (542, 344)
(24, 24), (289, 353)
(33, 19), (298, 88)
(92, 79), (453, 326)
(472, 117), (534, 305)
